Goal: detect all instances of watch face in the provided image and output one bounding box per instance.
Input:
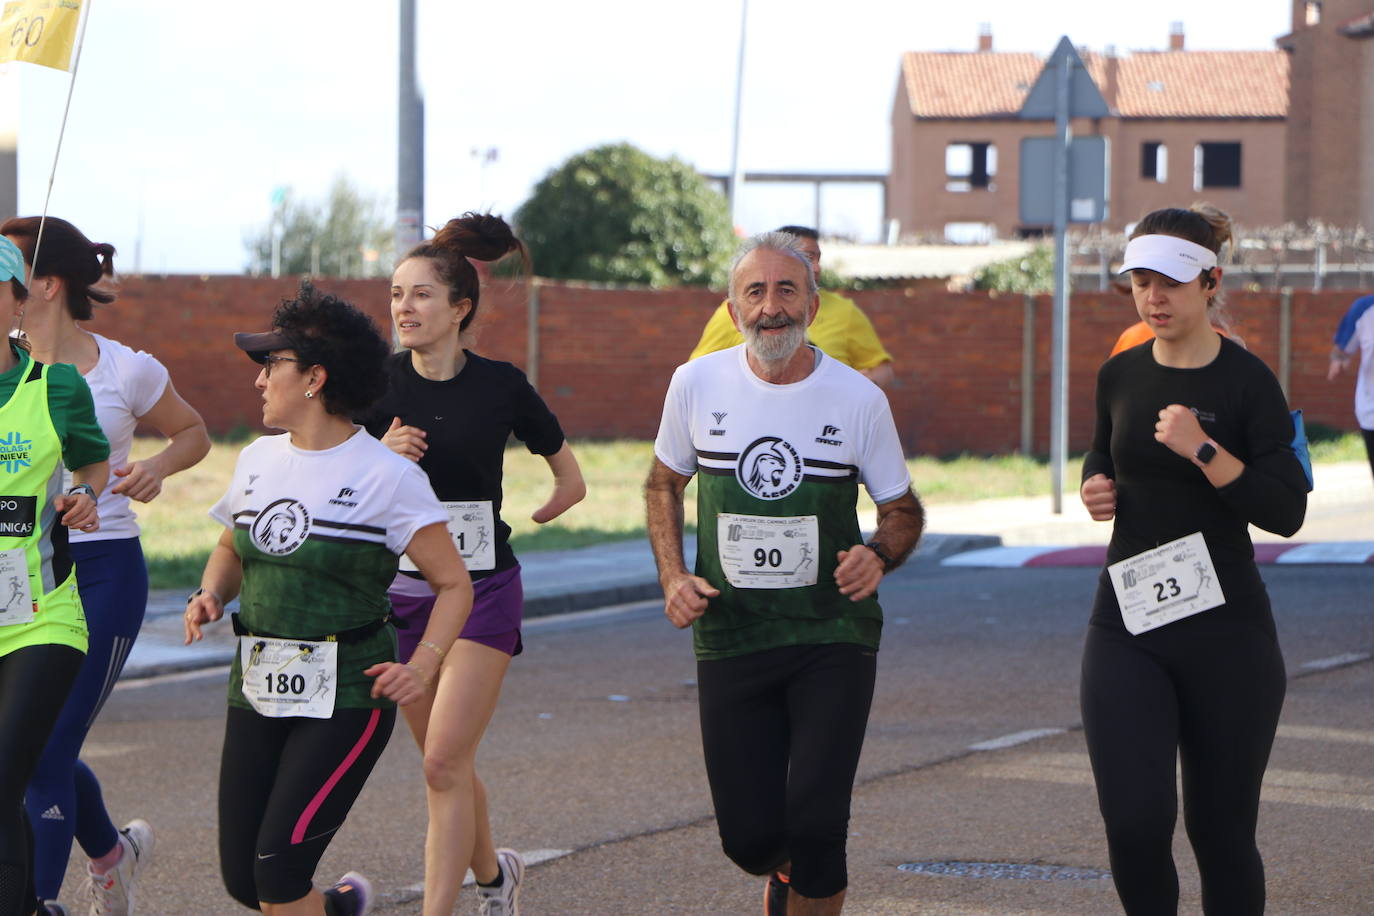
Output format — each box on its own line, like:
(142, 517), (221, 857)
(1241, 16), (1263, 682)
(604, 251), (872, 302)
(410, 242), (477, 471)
(1195, 442), (1217, 465)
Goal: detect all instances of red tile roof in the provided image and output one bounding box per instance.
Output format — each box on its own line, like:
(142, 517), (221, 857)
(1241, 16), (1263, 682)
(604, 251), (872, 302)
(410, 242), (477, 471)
(899, 50), (1289, 119)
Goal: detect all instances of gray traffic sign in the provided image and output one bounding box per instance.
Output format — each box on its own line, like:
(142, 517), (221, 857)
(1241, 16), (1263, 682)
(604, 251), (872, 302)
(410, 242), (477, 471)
(1019, 135), (1110, 224)
(1019, 37), (1110, 120)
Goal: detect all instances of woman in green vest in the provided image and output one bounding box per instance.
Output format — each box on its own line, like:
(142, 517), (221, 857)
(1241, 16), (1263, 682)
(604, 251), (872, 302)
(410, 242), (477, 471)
(0, 233), (110, 916)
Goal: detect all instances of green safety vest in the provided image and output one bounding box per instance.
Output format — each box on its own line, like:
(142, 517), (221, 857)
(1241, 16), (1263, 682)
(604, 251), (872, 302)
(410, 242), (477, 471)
(0, 357), (86, 658)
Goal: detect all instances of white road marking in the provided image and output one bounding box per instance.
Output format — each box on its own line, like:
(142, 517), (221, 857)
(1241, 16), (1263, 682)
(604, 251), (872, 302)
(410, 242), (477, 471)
(1300, 652), (1372, 672)
(1277, 724), (1374, 745)
(1275, 542), (1374, 564)
(942, 547), (1053, 568)
(973, 753), (1374, 813)
(969, 728), (1066, 751)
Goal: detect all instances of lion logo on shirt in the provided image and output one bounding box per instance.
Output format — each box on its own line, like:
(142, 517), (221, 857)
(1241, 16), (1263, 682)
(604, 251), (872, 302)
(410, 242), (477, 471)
(251, 499), (312, 556)
(736, 436), (803, 500)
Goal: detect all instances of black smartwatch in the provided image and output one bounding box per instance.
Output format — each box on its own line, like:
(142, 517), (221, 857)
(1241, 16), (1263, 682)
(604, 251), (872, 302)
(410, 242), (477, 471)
(66, 483), (95, 499)
(865, 539), (898, 573)
(1194, 440), (1217, 466)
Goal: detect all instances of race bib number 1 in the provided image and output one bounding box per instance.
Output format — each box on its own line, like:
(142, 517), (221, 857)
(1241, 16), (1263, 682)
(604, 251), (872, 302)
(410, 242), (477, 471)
(717, 513), (819, 589)
(0, 547), (34, 627)
(239, 636), (338, 719)
(401, 500), (496, 573)
(1108, 531), (1225, 635)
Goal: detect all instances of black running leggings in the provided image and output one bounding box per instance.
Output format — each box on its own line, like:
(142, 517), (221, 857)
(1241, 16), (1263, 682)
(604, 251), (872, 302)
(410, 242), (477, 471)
(1362, 428), (1374, 482)
(0, 644), (84, 916)
(1081, 612), (1286, 916)
(697, 643), (876, 901)
(218, 704), (395, 908)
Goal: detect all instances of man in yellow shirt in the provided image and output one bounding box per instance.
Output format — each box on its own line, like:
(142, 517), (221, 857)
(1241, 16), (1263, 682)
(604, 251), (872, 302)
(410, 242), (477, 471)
(688, 226), (895, 388)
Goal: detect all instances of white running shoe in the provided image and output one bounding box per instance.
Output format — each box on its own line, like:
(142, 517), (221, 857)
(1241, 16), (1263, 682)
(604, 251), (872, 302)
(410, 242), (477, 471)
(86, 819), (154, 916)
(328, 871), (374, 916)
(477, 848), (524, 916)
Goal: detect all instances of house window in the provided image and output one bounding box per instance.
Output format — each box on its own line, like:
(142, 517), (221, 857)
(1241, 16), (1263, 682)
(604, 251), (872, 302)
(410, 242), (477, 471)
(943, 222), (997, 244)
(1306, 1), (1322, 25)
(1141, 142), (1168, 182)
(1194, 142), (1242, 190)
(946, 142), (997, 192)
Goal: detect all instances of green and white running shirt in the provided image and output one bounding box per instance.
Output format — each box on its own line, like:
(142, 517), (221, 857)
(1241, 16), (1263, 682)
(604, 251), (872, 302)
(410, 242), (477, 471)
(655, 346), (911, 660)
(210, 429), (447, 710)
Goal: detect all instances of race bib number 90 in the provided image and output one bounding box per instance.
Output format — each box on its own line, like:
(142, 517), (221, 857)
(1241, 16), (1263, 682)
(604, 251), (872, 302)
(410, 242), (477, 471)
(717, 513), (819, 589)
(1108, 532), (1225, 635)
(239, 636), (338, 718)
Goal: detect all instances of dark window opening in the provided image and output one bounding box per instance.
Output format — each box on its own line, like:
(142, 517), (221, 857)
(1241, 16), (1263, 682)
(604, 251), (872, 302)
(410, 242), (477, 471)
(1141, 141), (1167, 182)
(946, 142), (997, 192)
(1197, 142), (1242, 189)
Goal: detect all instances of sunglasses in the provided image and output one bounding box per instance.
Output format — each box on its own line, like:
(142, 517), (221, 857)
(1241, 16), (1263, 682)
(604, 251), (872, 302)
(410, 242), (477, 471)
(262, 355), (306, 377)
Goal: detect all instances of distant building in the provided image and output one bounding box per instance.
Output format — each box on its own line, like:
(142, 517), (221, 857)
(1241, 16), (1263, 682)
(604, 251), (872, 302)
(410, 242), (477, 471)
(888, 24), (1289, 241)
(1280, 0), (1374, 230)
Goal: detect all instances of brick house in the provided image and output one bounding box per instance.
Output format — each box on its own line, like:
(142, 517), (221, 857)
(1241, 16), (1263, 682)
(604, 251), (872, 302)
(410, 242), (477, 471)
(888, 26), (1289, 240)
(1280, 0), (1374, 230)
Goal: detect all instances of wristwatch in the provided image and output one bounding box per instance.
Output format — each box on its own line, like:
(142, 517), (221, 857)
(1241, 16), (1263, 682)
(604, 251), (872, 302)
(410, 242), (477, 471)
(865, 539), (898, 573)
(66, 483), (95, 499)
(1194, 440), (1217, 466)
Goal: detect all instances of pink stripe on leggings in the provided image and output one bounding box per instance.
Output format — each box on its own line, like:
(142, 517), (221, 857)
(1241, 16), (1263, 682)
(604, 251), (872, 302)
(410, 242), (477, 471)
(291, 708), (382, 844)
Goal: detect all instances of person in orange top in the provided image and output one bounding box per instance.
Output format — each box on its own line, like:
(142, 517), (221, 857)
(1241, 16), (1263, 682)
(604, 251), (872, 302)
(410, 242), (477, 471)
(1109, 320), (1155, 357)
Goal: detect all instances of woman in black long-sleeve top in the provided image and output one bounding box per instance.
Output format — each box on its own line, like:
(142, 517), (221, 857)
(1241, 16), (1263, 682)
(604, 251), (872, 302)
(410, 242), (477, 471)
(1079, 204), (1308, 916)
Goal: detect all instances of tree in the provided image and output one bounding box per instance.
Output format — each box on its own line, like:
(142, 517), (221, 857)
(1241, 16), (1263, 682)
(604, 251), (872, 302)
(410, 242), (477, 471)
(244, 176), (394, 278)
(515, 143), (735, 287)
(972, 244), (1055, 294)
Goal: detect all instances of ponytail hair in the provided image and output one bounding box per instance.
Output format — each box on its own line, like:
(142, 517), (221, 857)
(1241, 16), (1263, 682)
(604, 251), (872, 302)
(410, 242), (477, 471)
(0, 216), (115, 321)
(402, 212), (527, 332)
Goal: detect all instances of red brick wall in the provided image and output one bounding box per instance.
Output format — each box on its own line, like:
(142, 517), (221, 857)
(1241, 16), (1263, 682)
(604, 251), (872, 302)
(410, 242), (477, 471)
(82, 276), (1364, 455)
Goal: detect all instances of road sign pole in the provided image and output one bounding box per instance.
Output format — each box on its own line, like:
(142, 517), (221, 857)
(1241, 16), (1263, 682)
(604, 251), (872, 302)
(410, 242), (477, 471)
(1050, 52), (1072, 514)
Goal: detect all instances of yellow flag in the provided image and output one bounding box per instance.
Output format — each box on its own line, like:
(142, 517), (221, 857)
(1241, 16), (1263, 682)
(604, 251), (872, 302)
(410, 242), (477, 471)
(0, 0), (83, 72)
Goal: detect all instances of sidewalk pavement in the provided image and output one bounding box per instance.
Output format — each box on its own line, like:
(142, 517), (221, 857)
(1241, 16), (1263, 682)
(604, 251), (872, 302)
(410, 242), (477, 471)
(121, 461), (1374, 680)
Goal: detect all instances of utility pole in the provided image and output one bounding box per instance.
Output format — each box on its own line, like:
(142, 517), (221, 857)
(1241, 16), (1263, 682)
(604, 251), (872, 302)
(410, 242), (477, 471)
(397, 0), (424, 257)
(727, 0), (748, 229)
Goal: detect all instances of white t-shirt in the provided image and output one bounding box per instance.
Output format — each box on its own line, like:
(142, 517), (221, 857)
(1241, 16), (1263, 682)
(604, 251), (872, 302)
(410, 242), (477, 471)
(69, 333), (170, 542)
(1335, 296), (1374, 429)
(654, 346), (912, 505)
(209, 428), (446, 557)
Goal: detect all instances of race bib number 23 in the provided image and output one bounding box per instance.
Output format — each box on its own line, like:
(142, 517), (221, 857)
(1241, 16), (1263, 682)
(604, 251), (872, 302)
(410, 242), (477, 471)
(1108, 532), (1225, 635)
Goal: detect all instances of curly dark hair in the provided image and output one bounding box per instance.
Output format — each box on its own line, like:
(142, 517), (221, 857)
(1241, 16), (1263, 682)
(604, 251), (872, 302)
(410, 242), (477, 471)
(270, 281), (389, 418)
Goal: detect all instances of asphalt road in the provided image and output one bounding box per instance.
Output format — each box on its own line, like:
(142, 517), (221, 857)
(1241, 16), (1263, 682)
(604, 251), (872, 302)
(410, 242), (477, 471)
(66, 558), (1374, 914)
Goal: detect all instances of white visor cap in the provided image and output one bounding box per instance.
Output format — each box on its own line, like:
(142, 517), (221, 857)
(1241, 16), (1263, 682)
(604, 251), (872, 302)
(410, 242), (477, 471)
(1118, 234), (1218, 283)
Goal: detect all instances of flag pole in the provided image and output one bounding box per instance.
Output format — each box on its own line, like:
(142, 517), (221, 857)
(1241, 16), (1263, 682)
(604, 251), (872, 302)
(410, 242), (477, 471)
(14, 0), (94, 349)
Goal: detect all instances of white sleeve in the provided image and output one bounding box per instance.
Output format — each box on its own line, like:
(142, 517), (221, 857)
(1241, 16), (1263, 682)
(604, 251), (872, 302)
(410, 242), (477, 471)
(124, 348), (172, 417)
(383, 460), (449, 555)
(857, 396), (912, 504)
(208, 452), (247, 528)
(652, 365), (698, 476)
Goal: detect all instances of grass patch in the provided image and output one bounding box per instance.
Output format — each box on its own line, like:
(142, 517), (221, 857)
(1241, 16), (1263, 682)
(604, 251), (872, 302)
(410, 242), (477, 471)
(130, 432), (1367, 589)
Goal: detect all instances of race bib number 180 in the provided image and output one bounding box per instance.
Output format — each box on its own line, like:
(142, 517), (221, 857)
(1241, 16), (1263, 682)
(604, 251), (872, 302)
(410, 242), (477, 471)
(239, 636), (338, 718)
(1108, 531), (1225, 635)
(717, 513), (819, 589)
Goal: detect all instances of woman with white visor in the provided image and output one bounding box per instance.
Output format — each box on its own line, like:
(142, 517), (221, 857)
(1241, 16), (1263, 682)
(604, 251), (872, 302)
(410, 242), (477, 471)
(1078, 204), (1308, 915)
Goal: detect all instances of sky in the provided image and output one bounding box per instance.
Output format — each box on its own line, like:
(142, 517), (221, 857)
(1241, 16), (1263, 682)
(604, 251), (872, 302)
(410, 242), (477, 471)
(3, 0), (1295, 275)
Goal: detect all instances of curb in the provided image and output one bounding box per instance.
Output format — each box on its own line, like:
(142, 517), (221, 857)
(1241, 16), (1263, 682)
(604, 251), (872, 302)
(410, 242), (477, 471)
(122, 533), (1003, 682)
